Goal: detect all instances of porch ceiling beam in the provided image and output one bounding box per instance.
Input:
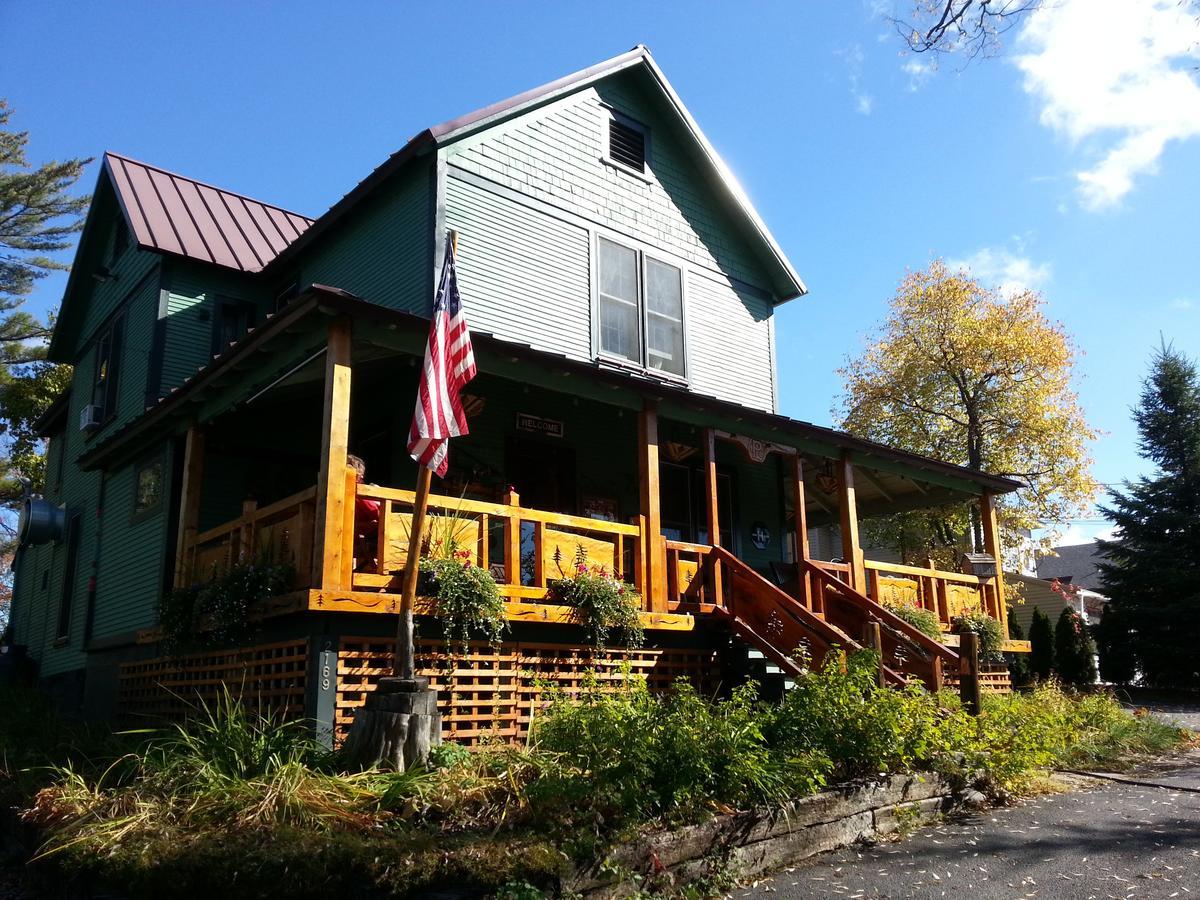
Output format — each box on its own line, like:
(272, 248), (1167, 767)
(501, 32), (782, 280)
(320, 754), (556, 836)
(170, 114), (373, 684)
(858, 467), (894, 503)
(846, 450), (987, 496)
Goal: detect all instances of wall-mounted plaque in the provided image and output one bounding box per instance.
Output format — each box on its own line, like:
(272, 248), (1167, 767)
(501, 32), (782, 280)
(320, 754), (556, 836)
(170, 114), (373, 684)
(516, 412), (564, 438)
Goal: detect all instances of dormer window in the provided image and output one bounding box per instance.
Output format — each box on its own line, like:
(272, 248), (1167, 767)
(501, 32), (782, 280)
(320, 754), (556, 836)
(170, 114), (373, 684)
(605, 113), (648, 175)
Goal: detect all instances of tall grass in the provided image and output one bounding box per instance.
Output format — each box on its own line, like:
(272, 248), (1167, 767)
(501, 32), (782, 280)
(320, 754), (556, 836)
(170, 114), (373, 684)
(15, 664), (1192, 897)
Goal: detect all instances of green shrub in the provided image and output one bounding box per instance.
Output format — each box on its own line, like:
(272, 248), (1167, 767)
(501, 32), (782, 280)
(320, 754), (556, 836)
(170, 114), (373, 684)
(532, 676), (822, 823)
(952, 610), (1004, 662)
(884, 603), (943, 640)
(1054, 607), (1098, 687)
(1029, 608), (1056, 680)
(1004, 613), (1032, 688)
(160, 562), (294, 653)
(764, 652), (969, 781)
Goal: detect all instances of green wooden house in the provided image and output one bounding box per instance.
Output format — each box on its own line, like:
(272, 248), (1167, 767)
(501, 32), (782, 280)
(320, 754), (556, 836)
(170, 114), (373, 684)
(7, 47), (1025, 742)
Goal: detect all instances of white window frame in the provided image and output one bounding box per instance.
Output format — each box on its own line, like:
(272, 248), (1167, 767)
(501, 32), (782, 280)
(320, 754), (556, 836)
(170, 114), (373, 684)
(591, 232), (689, 384)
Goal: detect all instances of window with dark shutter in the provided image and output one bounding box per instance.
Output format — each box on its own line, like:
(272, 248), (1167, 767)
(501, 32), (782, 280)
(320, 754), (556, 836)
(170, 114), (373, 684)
(92, 314), (124, 423)
(608, 117), (646, 172)
(55, 513), (82, 642)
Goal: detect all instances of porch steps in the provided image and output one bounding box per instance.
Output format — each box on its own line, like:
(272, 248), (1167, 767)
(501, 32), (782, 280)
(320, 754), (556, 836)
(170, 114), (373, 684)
(708, 547), (952, 690)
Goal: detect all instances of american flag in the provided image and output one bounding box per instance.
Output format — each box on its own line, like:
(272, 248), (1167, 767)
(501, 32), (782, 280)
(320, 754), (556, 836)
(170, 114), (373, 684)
(407, 240), (477, 476)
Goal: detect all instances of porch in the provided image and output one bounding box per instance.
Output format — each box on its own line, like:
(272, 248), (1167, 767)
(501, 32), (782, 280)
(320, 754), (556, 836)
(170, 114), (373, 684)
(157, 302), (1026, 691)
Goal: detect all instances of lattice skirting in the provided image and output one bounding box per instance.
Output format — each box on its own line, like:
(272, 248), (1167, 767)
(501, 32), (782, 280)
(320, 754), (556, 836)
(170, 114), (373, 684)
(117, 639), (308, 722)
(942, 662), (1013, 695)
(336, 637), (721, 746)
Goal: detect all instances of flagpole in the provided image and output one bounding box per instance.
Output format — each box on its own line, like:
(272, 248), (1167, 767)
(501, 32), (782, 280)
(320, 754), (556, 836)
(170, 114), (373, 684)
(393, 230), (456, 681)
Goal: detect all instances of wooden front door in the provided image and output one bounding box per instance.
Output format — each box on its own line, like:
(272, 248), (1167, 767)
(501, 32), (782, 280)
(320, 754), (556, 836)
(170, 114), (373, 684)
(505, 437), (577, 515)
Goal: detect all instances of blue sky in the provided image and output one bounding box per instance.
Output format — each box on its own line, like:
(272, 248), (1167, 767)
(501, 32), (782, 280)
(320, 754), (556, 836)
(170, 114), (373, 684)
(4, 0), (1198, 543)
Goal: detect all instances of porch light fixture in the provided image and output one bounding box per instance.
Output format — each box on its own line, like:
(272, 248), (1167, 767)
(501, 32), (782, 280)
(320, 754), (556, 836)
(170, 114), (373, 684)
(815, 460), (838, 495)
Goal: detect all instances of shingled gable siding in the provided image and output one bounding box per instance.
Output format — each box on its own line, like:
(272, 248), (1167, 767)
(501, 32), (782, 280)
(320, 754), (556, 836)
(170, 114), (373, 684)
(440, 75), (778, 412)
(296, 161), (433, 314)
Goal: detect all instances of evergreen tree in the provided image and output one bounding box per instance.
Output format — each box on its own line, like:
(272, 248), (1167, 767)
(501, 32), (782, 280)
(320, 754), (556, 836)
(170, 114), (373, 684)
(1098, 344), (1200, 688)
(1054, 607), (1098, 687)
(0, 100), (89, 553)
(1004, 611), (1032, 688)
(1093, 604), (1136, 684)
(1028, 608), (1055, 681)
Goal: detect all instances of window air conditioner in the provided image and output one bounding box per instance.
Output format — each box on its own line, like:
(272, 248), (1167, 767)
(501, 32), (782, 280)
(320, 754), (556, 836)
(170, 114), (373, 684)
(79, 404), (102, 431)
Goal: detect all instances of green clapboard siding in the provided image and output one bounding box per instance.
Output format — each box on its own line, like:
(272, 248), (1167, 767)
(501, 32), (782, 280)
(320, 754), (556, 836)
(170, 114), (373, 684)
(297, 161), (432, 313)
(158, 262), (269, 397)
(446, 176), (592, 360)
(13, 246), (168, 675)
(90, 450), (172, 641)
(76, 245), (159, 358)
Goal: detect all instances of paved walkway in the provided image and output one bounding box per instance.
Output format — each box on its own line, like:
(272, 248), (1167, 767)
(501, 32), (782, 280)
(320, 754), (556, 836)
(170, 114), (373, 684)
(740, 763), (1200, 899)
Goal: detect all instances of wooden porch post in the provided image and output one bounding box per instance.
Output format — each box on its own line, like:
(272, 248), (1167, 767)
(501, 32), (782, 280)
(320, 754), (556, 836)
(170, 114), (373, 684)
(173, 423), (205, 588)
(313, 316), (353, 590)
(702, 427), (723, 603)
(791, 453), (811, 609)
(980, 491), (1009, 638)
(638, 401), (666, 613)
(838, 451), (866, 592)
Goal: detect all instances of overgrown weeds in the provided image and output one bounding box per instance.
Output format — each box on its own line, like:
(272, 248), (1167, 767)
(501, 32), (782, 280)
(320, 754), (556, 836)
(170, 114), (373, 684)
(10, 661), (1191, 898)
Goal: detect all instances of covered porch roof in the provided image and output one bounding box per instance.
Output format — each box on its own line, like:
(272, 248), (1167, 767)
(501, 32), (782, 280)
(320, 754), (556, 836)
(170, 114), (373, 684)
(78, 286), (1021, 518)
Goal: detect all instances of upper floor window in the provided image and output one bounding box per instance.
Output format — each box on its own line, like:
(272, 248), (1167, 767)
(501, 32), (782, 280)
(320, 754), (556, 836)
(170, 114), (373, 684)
(91, 314), (124, 425)
(596, 236), (686, 378)
(211, 297), (256, 356)
(110, 217), (130, 264)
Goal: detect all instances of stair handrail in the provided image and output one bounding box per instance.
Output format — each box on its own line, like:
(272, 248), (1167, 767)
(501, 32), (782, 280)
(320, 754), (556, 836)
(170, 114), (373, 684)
(710, 545), (910, 685)
(800, 559), (958, 665)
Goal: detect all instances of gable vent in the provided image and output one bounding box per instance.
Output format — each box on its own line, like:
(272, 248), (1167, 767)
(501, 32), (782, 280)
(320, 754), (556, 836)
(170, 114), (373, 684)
(608, 118), (646, 171)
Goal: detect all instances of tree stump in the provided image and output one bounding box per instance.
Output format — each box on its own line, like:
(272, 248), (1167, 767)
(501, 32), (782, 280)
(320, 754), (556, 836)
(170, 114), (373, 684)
(344, 676), (441, 771)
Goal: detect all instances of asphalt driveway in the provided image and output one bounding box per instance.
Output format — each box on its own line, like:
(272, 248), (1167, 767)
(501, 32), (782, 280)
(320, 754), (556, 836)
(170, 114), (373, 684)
(739, 763), (1200, 899)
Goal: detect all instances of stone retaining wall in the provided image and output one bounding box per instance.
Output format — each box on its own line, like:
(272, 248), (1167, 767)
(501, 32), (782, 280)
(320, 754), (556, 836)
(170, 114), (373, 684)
(570, 773), (961, 896)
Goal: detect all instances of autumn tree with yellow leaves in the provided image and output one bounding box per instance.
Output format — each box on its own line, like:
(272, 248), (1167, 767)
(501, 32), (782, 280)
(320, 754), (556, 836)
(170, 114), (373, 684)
(836, 260), (1096, 562)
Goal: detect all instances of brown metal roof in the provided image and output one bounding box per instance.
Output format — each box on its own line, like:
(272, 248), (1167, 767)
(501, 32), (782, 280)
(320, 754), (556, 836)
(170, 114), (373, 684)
(104, 152), (313, 273)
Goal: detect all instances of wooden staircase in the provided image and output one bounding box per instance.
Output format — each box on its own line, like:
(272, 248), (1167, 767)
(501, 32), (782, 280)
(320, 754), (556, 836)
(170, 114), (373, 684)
(697, 547), (957, 691)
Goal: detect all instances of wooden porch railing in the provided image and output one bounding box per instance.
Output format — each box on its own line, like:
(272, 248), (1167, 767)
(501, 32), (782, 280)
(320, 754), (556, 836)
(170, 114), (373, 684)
(861, 559), (1002, 630)
(182, 487), (318, 587)
(350, 482), (644, 606)
(801, 559), (956, 690)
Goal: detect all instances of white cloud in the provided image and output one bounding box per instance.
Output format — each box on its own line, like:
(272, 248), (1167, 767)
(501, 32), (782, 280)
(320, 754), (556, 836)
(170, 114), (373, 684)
(1015, 0), (1200, 210)
(947, 245), (1052, 297)
(1056, 523), (1117, 546)
(1170, 298), (1195, 311)
(902, 58), (934, 92)
(837, 44), (875, 116)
